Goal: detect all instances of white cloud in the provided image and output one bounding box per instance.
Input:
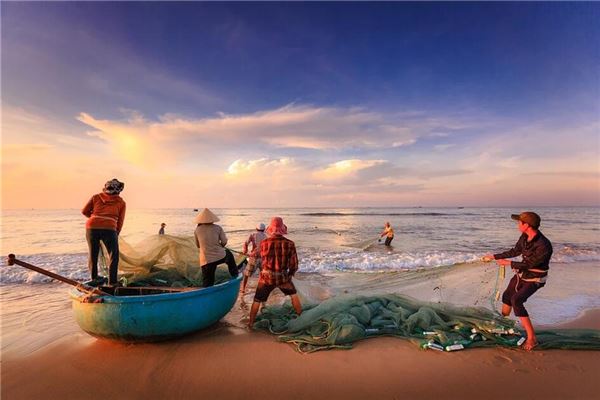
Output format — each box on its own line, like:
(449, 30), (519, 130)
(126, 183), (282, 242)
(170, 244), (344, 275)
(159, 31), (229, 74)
(76, 104), (482, 167)
(313, 159), (387, 181)
(227, 158), (293, 176)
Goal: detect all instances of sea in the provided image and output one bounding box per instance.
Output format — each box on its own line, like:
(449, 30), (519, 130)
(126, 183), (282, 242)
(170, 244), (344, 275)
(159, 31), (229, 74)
(2, 207), (599, 283)
(1, 207), (599, 356)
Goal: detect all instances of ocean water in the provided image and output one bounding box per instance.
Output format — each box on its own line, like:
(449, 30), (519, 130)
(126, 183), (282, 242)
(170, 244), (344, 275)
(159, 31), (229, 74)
(1, 207), (599, 283)
(1, 207), (599, 356)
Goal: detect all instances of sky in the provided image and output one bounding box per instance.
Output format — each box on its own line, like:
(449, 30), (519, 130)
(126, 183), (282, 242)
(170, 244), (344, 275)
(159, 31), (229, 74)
(2, 2), (599, 209)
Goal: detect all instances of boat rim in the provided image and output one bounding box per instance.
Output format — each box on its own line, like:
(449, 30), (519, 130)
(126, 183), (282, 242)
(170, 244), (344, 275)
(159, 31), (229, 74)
(69, 275), (242, 304)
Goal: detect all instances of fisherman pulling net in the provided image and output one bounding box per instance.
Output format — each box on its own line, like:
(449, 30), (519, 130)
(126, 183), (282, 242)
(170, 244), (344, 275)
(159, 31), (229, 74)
(96, 211), (599, 353)
(253, 211), (600, 353)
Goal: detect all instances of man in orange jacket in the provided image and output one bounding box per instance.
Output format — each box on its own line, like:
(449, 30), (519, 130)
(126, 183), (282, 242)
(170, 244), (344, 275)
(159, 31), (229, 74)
(82, 179), (126, 286)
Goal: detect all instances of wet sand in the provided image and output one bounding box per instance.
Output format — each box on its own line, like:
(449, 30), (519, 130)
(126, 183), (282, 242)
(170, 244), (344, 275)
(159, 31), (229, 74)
(2, 262), (599, 399)
(2, 310), (599, 400)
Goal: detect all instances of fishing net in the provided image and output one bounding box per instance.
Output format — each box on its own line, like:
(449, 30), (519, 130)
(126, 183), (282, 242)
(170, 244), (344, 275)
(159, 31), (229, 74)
(254, 293), (600, 353)
(99, 235), (245, 287)
(342, 236), (381, 251)
(101, 235), (600, 352)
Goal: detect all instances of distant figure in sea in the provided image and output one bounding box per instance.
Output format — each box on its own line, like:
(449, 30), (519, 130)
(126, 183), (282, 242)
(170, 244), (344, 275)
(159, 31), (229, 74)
(483, 212), (552, 351)
(194, 208), (239, 287)
(241, 223), (267, 293)
(379, 222), (394, 246)
(158, 223), (166, 235)
(248, 217), (302, 328)
(81, 178), (126, 286)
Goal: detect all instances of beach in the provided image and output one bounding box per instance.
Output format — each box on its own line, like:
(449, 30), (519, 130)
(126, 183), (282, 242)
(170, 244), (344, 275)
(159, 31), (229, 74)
(2, 307), (599, 400)
(2, 207), (599, 399)
(2, 260), (600, 400)
(3, 1), (600, 398)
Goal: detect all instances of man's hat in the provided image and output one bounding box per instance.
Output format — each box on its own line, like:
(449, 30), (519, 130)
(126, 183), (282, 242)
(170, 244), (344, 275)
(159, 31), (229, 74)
(511, 212), (541, 229)
(266, 217), (287, 236)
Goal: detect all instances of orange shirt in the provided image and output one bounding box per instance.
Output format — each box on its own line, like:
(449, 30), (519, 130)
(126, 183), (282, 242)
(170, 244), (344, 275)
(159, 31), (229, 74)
(383, 226), (394, 238)
(82, 193), (126, 233)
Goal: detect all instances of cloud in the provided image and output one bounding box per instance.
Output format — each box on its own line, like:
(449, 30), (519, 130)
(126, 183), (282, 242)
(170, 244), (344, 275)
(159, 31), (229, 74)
(4, 104), (598, 208)
(227, 158), (294, 176)
(76, 104), (483, 167)
(313, 159), (387, 181)
(433, 143), (456, 152)
(522, 171), (600, 178)
(221, 156), (439, 206)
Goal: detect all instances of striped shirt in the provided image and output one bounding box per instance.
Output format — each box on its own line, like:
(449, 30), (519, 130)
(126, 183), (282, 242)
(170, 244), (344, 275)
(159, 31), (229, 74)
(259, 235), (298, 285)
(243, 231), (268, 258)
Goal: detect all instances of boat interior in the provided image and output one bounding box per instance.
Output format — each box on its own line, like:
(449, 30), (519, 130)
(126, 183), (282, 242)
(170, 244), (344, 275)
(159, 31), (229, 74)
(96, 286), (198, 296)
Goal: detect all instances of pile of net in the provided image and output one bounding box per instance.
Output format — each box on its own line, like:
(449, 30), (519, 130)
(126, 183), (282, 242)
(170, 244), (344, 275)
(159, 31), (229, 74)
(100, 235), (244, 287)
(254, 293), (600, 353)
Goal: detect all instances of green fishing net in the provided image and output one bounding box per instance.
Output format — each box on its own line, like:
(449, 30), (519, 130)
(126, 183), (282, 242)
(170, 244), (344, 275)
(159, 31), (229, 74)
(101, 236), (600, 352)
(99, 235), (244, 287)
(254, 294), (600, 353)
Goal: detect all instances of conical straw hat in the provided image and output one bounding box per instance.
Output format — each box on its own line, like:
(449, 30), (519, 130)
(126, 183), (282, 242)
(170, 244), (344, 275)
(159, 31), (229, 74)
(194, 208), (220, 224)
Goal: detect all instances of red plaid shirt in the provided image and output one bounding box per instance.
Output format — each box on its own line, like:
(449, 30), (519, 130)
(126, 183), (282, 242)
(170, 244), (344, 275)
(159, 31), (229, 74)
(259, 235), (298, 285)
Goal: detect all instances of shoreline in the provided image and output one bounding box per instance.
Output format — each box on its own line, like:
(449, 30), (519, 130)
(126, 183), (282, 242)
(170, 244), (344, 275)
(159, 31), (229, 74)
(2, 292), (600, 400)
(2, 259), (599, 399)
(2, 260), (599, 357)
(548, 307), (600, 330)
(2, 309), (599, 400)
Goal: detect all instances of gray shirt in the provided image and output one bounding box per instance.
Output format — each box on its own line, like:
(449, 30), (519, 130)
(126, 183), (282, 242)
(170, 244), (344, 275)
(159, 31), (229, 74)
(194, 224), (227, 266)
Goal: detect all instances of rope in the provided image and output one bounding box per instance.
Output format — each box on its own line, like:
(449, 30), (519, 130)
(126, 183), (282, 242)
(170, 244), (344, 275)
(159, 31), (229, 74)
(490, 265), (505, 314)
(225, 247), (245, 255)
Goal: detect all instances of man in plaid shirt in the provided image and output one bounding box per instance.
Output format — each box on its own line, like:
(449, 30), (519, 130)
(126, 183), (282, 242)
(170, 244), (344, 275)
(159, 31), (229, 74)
(247, 216), (302, 328)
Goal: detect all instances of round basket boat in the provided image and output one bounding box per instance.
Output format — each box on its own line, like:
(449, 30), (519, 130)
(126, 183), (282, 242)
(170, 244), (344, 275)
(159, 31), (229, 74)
(69, 276), (242, 341)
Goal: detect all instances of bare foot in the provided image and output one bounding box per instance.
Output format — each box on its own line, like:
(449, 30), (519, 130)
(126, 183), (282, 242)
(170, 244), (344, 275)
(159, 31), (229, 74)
(522, 340), (538, 351)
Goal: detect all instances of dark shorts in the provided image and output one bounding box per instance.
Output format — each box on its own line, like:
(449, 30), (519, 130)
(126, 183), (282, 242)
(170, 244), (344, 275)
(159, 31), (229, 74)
(254, 280), (297, 303)
(384, 236), (394, 246)
(502, 274), (544, 317)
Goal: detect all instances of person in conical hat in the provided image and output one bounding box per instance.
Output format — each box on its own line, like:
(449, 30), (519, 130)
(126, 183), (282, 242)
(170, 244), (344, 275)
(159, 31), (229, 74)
(81, 178), (126, 286)
(248, 217), (302, 328)
(194, 208), (220, 224)
(240, 222), (267, 293)
(193, 208), (238, 287)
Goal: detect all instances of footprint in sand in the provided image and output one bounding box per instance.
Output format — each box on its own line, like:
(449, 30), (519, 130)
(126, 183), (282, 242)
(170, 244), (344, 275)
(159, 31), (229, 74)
(512, 368), (530, 374)
(490, 355), (513, 366)
(557, 363), (584, 372)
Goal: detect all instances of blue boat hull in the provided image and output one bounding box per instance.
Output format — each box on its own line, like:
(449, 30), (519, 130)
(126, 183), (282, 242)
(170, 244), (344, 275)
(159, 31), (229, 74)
(70, 276), (241, 341)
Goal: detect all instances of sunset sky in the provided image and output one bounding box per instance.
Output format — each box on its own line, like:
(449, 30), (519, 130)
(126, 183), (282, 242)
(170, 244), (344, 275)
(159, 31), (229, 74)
(2, 2), (599, 209)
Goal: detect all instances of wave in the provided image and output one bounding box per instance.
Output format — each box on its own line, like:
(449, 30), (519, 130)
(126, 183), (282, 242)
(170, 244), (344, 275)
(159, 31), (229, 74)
(2, 244), (598, 285)
(299, 249), (483, 273)
(1, 253), (89, 285)
(552, 245), (600, 263)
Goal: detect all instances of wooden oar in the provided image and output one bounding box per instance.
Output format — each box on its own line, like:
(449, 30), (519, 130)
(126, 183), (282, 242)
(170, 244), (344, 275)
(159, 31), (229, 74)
(7, 254), (202, 296)
(7, 254), (109, 297)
